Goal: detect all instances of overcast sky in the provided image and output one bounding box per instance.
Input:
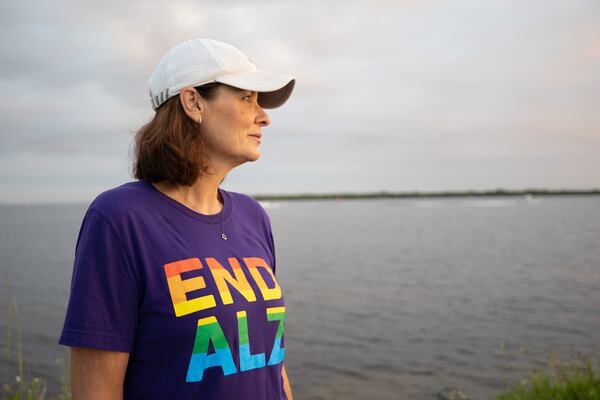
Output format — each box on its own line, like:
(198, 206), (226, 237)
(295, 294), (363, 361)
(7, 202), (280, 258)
(1, 0), (599, 203)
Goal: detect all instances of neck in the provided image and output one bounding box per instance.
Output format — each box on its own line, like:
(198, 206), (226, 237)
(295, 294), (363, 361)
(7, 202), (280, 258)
(152, 171), (227, 216)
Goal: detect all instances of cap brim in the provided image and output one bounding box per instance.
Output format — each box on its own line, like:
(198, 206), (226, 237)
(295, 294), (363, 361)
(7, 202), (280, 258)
(215, 70), (295, 109)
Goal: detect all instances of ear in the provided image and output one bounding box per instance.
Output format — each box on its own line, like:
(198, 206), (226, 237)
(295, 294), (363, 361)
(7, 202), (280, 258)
(179, 87), (204, 124)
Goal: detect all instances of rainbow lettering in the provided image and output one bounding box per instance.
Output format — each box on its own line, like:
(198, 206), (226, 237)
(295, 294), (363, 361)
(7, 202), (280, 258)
(164, 258), (216, 317)
(237, 310), (266, 372)
(163, 256), (285, 382)
(243, 257), (282, 301)
(186, 316), (237, 382)
(266, 307), (285, 365)
(207, 257), (257, 305)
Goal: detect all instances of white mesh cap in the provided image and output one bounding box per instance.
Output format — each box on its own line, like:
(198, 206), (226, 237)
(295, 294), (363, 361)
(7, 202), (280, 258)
(148, 38), (295, 110)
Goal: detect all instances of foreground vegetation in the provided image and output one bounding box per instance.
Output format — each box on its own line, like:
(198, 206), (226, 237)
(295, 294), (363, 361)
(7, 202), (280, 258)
(497, 358), (600, 400)
(2, 275), (69, 400)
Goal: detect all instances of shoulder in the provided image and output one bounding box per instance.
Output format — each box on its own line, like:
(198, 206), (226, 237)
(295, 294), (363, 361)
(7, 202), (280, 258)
(225, 189), (265, 212)
(224, 189), (271, 224)
(87, 180), (151, 221)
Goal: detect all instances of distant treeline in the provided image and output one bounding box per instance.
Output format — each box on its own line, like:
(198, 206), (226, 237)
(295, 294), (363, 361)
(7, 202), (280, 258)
(252, 188), (600, 201)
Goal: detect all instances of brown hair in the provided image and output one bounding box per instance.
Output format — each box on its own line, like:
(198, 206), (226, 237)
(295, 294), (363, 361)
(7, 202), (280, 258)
(132, 83), (221, 186)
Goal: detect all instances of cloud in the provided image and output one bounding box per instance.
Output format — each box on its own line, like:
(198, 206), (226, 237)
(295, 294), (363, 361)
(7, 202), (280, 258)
(0, 0), (599, 202)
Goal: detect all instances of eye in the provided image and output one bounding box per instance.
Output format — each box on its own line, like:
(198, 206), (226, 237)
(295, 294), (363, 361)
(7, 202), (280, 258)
(242, 92), (255, 102)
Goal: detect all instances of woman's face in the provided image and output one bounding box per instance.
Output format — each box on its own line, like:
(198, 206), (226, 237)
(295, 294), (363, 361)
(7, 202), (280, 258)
(198, 85), (271, 170)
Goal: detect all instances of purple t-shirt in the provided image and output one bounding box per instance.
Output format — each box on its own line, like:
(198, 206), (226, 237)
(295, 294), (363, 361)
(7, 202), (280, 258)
(59, 180), (287, 399)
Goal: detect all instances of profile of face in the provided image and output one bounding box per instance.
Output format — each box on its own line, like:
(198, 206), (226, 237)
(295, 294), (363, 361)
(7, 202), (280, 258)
(183, 85), (271, 170)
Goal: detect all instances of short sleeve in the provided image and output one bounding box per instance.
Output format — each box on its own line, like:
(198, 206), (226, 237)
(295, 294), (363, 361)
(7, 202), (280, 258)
(59, 208), (140, 352)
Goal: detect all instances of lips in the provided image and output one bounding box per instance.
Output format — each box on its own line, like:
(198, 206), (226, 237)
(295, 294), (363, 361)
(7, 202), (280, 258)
(249, 133), (262, 143)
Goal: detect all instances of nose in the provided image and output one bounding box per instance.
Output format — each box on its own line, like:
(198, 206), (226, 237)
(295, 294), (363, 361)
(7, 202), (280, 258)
(256, 106), (271, 127)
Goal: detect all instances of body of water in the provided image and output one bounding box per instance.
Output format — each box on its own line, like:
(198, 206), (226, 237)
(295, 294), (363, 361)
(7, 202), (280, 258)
(1, 195), (599, 399)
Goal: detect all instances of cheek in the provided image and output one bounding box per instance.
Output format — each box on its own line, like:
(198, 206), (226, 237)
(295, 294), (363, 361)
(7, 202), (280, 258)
(234, 108), (249, 125)
(205, 103), (252, 146)
(219, 105), (247, 129)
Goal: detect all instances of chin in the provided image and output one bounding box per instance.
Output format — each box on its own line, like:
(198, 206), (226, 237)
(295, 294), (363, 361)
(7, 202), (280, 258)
(246, 151), (261, 162)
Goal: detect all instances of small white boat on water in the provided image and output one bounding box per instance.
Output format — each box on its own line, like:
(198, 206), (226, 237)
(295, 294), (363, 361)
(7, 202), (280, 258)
(524, 193), (542, 206)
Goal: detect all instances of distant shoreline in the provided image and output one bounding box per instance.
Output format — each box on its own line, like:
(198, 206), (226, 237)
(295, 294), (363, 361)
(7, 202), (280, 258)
(1, 188), (599, 206)
(252, 189), (600, 201)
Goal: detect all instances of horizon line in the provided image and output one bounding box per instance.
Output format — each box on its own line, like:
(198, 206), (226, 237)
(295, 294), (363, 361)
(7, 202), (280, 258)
(1, 187), (599, 206)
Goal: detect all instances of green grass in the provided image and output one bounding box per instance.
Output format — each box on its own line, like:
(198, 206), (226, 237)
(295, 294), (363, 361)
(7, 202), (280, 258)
(2, 376), (47, 400)
(2, 273), (70, 400)
(497, 358), (600, 400)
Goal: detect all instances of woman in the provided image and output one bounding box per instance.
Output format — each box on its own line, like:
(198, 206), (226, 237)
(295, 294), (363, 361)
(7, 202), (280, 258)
(59, 38), (295, 399)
